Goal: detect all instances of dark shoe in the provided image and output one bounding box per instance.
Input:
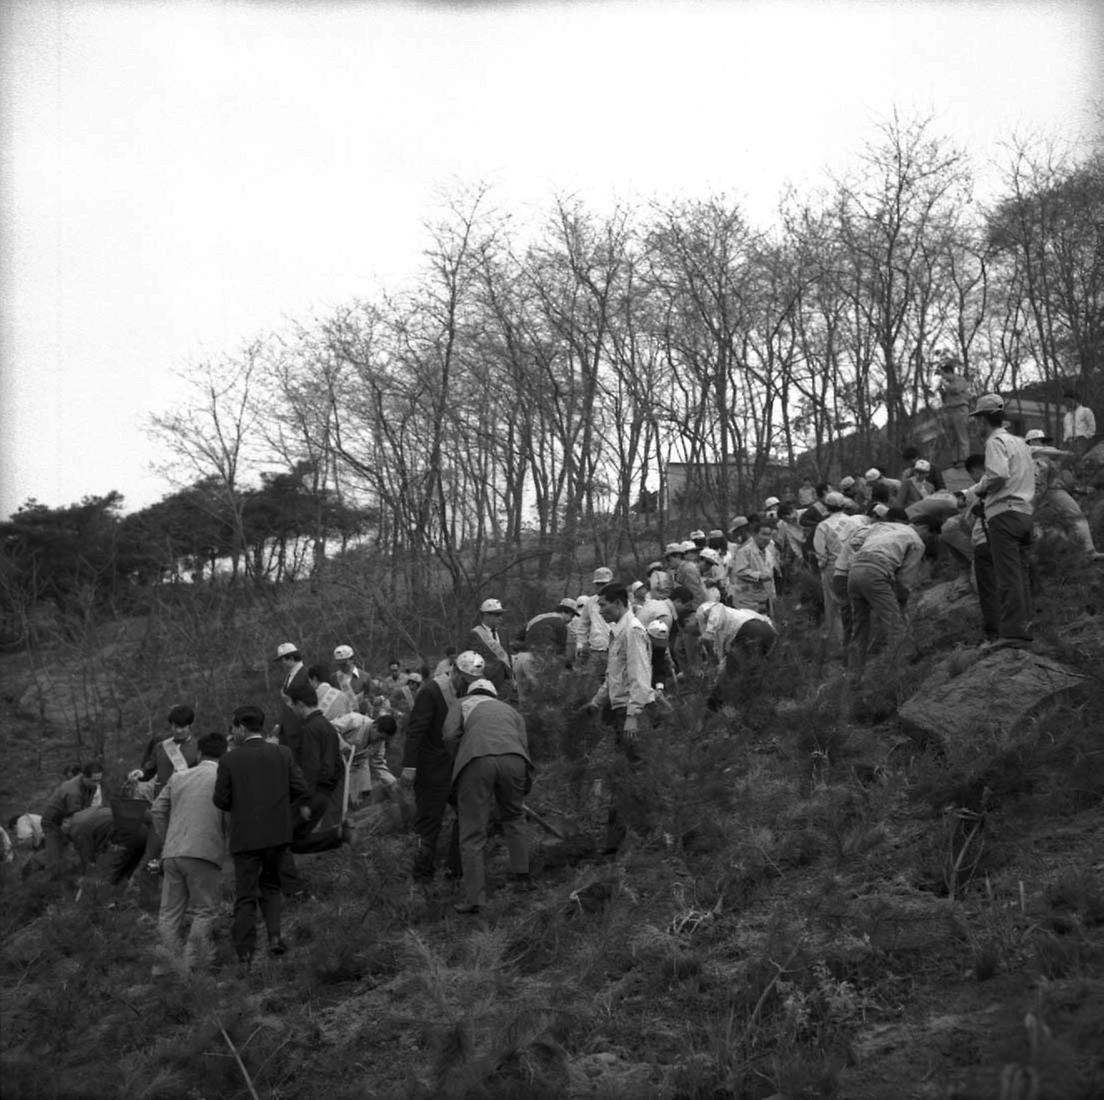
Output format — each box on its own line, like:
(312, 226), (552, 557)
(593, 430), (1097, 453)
(267, 936), (288, 957)
(236, 953), (253, 975)
(508, 872), (534, 893)
(452, 902), (481, 915)
(340, 819), (356, 846)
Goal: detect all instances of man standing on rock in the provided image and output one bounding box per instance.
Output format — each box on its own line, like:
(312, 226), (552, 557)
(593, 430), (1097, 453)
(585, 582), (655, 853)
(961, 394), (1036, 649)
(213, 705), (308, 967)
(936, 357), (972, 466)
(401, 651), (484, 884)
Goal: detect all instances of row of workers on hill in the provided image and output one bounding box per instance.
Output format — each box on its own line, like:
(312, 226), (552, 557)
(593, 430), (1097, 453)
(9, 388), (1100, 967)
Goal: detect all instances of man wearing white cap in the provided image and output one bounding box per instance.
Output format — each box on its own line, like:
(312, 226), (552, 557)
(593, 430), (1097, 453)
(698, 547), (727, 602)
(1025, 430), (1102, 560)
(864, 467), (902, 503)
(673, 543), (707, 607)
(763, 496), (781, 518)
(468, 599), (514, 697)
(273, 642), (309, 756)
(331, 645), (369, 710)
(401, 650), (485, 883)
(645, 620), (675, 689)
(895, 457), (937, 510)
(443, 679), (533, 914)
(812, 492), (862, 643)
(575, 568), (614, 678)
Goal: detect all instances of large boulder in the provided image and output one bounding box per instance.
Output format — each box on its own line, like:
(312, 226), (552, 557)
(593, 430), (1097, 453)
(910, 578), (981, 633)
(898, 648), (1089, 744)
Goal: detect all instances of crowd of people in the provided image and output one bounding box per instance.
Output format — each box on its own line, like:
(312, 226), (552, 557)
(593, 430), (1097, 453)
(4, 389), (1100, 973)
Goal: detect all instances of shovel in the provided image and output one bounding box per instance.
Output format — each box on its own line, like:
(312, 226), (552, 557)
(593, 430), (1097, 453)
(523, 803), (567, 839)
(340, 741), (355, 820)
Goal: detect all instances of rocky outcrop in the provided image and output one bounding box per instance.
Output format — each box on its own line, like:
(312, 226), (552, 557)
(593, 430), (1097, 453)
(898, 648), (1089, 744)
(910, 577), (981, 633)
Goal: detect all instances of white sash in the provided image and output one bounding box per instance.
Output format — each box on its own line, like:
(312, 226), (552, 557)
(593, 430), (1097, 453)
(164, 739), (189, 773)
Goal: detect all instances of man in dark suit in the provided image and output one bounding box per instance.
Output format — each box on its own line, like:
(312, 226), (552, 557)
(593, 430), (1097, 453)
(272, 642), (310, 757)
(285, 683), (350, 854)
(213, 704), (308, 966)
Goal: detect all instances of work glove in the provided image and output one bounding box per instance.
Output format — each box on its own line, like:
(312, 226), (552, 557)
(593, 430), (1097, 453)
(400, 767), (417, 786)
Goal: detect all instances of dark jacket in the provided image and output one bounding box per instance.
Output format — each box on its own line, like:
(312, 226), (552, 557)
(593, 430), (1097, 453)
(212, 738), (308, 853)
(297, 711), (341, 795)
(277, 664), (310, 758)
(401, 676), (457, 774)
(42, 776), (97, 831)
(144, 735), (201, 793)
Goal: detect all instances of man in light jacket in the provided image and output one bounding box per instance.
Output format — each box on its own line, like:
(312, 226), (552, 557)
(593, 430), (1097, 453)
(443, 680), (533, 914)
(586, 582), (655, 853)
(151, 732), (229, 972)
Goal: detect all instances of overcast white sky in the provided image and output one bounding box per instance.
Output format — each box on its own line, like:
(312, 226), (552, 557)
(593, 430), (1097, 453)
(1, 0), (1100, 518)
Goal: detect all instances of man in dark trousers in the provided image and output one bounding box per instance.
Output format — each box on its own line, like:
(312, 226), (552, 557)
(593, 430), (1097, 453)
(272, 642), (309, 756)
(213, 704), (308, 966)
(285, 683), (350, 855)
(443, 679), (533, 915)
(962, 393), (1036, 648)
(400, 649), (484, 883)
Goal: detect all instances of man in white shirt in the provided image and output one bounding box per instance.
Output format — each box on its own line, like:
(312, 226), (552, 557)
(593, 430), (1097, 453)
(729, 524), (777, 614)
(961, 393), (1036, 647)
(698, 604), (779, 711)
(846, 509), (925, 678)
(937, 358), (972, 466)
(1025, 430), (1103, 560)
(1062, 390), (1097, 458)
(308, 666), (352, 721)
(151, 732), (229, 973)
(585, 582), (654, 853)
(812, 492), (860, 643)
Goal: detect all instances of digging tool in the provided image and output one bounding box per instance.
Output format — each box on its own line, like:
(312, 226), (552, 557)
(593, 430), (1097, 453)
(340, 740), (355, 820)
(523, 803), (567, 839)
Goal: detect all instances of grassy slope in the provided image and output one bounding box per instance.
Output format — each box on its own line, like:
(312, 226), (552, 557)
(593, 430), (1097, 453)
(2, 551), (1103, 1100)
